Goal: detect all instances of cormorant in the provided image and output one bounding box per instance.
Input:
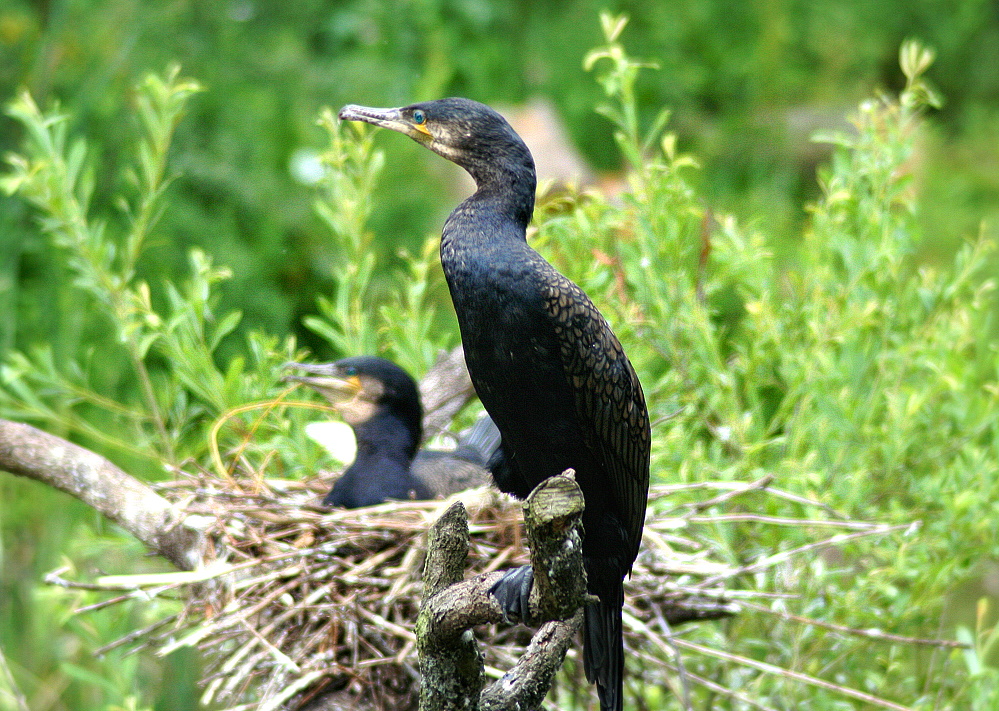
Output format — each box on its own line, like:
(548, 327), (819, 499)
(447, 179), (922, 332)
(284, 356), (499, 508)
(339, 99), (651, 711)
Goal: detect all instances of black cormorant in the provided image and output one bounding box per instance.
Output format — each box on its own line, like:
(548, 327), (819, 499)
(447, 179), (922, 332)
(339, 99), (651, 711)
(285, 356), (499, 508)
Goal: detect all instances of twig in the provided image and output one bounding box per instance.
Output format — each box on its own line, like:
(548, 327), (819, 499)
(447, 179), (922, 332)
(742, 601), (970, 648)
(653, 480), (844, 519)
(685, 514), (887, 529)
(672, 637), (912, 710)
(46, 566), (134, 591)
(94, 614), (181, 657)
(701, 523), (912, 586)
(650, 406), (686, 428)
(650, 660), (780, 711)
(0, 643), (31, 711)
(645, 607), (694, 711)
(686, 473), (775, 512)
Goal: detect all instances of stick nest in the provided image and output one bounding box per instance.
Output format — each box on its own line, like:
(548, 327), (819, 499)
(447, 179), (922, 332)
(147, 477), (728, 710)
(52, 424), (941, 711)
(71, 466), (903, 711)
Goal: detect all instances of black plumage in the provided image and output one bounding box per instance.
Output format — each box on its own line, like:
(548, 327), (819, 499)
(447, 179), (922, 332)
(339, 98), (651, 711)
(284, 356), (498, 508)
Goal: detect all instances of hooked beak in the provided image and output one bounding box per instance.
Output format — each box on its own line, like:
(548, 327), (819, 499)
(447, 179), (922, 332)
(338, 104), (432, 141)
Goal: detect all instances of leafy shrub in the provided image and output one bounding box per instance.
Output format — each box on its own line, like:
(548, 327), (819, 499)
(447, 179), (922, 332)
(2, 16), (997, 711)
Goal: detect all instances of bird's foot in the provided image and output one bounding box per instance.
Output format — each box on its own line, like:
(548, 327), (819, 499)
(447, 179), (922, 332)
(489, 565), (534, 625)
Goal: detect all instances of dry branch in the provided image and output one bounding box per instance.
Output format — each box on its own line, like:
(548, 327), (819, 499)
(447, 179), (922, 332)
(419, 346), (477, 439)
(0, 418), (206, 570)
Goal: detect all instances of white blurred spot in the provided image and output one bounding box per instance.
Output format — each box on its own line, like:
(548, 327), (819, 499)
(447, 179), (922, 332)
(289, 148), (326, 186)
(228, 0), (255, 21)
(305, 420), (356, 465)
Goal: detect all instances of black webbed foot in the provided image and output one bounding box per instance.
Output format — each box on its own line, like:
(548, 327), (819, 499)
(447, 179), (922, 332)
(489, 565), (534, 625)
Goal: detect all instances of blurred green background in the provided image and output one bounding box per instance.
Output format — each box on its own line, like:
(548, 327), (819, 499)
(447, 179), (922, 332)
(2, 0), (998, 709)
(3, 0), (998, 355)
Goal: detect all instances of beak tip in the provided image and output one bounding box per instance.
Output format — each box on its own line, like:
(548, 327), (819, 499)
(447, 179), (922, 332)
(338, 104), (360, 121)
(337, 104), (408, 133)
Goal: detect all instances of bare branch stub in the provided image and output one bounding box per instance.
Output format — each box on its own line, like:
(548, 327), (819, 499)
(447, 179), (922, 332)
(416, 471), (588, 711)
(423, 501), (472, 597)
(417, 501), (486, 711)
(522, 469), (587, 623)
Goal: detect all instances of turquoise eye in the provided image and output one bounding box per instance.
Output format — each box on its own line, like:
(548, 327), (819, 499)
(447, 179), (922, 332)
(344, 366), (358, 376)
(413, 109), (426, 124)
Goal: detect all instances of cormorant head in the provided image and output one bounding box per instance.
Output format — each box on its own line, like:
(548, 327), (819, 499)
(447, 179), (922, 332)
(339, 98), (536, 194)
(283, 356), (423, 437)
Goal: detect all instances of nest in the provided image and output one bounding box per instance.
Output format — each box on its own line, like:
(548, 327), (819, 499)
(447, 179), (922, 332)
(52, 465), (939, 711)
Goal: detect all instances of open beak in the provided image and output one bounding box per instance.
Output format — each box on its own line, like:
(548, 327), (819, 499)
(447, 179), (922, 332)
(338, 104), (431, 141)
(282, 362), (361, 405)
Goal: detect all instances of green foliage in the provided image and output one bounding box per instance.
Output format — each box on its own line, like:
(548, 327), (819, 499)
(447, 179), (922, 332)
(584, 13), (673, 175)
(532, 30), (998, 709)
(954, 599), (999, 710)
(304, 110), (458, 378)
(0, 70), (309, 711)
(1, 19), (998, 711)
(0, 69), (306, 469)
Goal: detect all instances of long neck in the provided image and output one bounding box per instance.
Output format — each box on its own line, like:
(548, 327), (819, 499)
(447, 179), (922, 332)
(442, 163), (536, 251)
(352, 411), (419, 464)
(467, 160), (536, 228)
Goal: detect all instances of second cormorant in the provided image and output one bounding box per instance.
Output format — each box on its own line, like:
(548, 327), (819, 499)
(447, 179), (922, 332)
(339, 99), (651, 711)
(285, 356), (499, 508)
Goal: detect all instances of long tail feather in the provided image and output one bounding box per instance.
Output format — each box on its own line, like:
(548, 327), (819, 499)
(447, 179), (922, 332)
(582, 584), (624, 711)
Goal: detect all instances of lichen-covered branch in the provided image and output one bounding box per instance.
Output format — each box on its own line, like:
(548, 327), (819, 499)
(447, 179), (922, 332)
(417, 502), (487, 711)
(479, 612), (583, 711)
(417, 471), (588, 711)
(0, 418), (206, 571)
(521, 471), (588, 622)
